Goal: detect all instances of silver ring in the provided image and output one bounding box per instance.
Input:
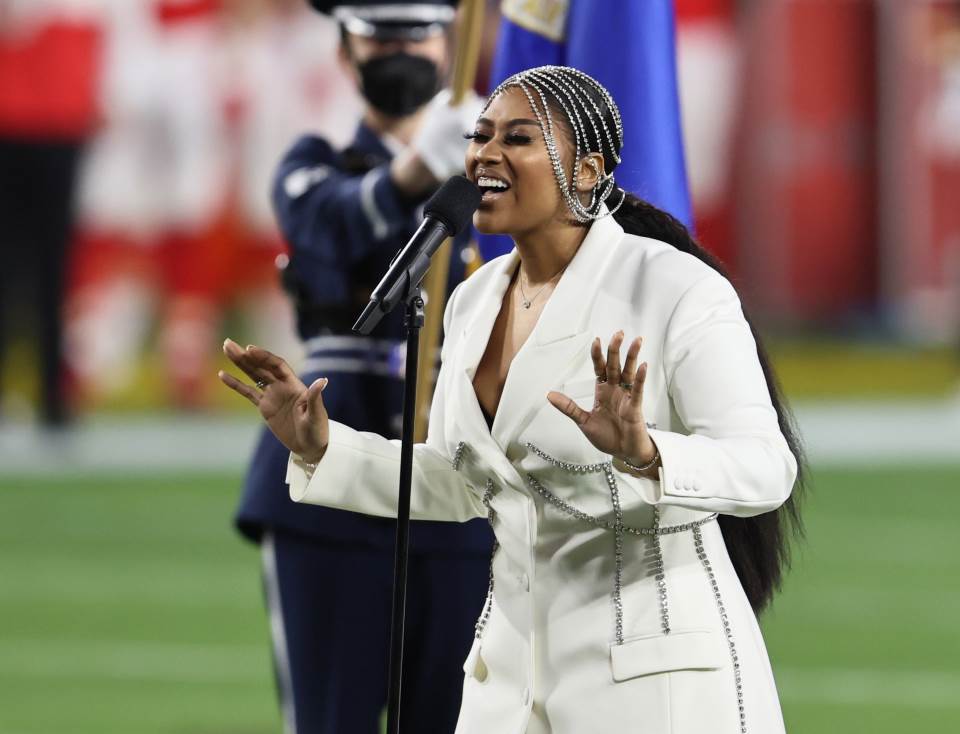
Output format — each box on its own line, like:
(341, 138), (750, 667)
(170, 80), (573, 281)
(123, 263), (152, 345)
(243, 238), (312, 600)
(255, 379), (267, 390)
(619, 381), (633, 391)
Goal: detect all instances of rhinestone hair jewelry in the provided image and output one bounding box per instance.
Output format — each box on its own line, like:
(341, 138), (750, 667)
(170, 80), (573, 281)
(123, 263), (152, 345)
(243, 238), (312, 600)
(483, 65), (628, 222)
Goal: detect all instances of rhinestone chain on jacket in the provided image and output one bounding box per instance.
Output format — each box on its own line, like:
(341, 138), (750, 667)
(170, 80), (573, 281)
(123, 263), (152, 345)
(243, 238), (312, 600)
(525, 443), (716, 644)
(528, 443), (745, 729)
(453, 442), (497, 642)
(650, 506), (670, 635)
(694, 525), (747, 733)
(455, 440), (744, 730)
(474, 478), (499, 640)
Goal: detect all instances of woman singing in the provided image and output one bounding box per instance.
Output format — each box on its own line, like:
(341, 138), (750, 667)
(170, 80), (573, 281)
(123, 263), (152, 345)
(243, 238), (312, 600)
(220, 65), (805, 734)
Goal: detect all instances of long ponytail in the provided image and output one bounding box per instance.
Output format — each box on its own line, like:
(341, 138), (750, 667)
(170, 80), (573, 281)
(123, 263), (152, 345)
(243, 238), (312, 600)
(611, 191), (807, 613)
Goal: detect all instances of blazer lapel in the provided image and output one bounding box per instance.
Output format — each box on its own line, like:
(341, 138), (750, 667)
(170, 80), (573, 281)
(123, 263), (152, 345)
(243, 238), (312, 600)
(448, 251), (524, 482)
(493, 214), (625, 452)
(458, 250), (519, 376)
(444, 213), (625, 477)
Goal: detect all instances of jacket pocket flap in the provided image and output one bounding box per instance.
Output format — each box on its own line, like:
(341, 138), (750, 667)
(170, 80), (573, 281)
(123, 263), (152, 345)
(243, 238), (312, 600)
(610, 629), (725, 682)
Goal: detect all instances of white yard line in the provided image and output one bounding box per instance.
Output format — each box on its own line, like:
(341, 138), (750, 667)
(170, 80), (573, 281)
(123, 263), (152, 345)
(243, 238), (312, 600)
(794, 395), (960, 465)
(0, 416), (259, 474)
(0, 397), (958, 474)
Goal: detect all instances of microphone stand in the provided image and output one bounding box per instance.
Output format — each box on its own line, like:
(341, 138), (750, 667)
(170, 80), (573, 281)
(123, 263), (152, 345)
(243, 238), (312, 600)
(384, 286), (423, 734)
(352, 177), (479, 734)
(354, 266), (425, 734)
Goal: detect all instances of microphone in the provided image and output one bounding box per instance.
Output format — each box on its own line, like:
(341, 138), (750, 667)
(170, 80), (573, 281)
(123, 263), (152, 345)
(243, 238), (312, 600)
(353, 175), (482, 335)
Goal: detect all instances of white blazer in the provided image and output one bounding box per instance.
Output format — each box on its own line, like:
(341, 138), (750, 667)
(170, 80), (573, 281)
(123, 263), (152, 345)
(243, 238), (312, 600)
(287, 213), (798, 734)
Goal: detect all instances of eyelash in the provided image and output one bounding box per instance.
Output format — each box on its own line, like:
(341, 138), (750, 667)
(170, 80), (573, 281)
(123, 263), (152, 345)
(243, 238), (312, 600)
(463, 131), (532, 145)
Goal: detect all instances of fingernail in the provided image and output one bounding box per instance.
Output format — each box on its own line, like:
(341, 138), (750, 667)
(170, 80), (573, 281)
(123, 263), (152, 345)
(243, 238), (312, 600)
(320, 378), (329, 389)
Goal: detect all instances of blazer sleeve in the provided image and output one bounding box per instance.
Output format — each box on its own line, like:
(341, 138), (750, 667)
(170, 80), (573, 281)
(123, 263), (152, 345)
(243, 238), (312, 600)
(616, 272), (798, 517)
(284, 286), (486, 523)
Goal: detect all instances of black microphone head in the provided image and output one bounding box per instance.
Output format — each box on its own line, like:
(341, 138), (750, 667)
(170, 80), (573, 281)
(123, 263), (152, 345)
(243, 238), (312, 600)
(424, 175), (482, 236)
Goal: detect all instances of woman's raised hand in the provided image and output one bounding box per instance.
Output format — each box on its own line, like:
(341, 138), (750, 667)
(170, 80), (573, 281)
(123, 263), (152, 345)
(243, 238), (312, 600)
(546, 331), (658, 471)
(219, 339), (329, 463)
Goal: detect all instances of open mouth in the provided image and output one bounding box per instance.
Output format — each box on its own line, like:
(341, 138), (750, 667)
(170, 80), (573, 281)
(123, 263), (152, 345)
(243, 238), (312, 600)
(477, 175), (511, 200)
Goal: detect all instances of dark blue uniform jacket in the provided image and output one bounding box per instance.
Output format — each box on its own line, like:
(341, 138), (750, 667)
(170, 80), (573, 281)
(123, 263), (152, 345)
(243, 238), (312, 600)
(235, 123), (494, 555)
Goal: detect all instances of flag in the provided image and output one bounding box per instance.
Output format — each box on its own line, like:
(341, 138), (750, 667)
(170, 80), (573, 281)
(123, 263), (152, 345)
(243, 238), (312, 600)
(478, 0), (692, 260)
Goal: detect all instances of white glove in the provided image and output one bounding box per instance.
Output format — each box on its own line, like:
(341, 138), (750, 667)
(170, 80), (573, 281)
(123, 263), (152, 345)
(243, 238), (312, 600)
(411, 88), (486, 181)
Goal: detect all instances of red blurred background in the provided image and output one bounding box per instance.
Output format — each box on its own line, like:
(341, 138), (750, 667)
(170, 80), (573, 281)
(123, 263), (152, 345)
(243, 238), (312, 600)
(1, 0), (957, 419)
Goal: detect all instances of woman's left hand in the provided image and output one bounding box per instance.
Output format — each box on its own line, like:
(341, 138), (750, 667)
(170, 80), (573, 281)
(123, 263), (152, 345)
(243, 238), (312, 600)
(547, 331), (658, 470)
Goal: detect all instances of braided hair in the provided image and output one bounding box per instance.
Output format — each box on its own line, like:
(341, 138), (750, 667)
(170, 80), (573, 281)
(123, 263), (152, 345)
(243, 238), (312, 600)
(490, 66), (807, 612)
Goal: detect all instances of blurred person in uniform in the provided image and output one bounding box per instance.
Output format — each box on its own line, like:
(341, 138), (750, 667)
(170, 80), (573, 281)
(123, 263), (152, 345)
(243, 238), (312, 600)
(0, 0), (103, 425)
(233, 2), (494, 732)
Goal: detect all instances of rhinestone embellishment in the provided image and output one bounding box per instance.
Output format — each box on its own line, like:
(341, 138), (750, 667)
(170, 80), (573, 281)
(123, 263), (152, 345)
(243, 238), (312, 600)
(694, 525), (747, 734)
(650, 506), (671, 636)
(524, 470), (718, 538)
(475, 479), (499, 640)
(525, 442), (718, 645)
(483, 66), (627, 223)
(452, 441), (469, 471)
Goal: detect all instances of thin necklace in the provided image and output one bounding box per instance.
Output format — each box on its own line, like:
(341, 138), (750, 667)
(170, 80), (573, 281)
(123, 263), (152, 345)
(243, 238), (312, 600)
(518, 265), (567, 309)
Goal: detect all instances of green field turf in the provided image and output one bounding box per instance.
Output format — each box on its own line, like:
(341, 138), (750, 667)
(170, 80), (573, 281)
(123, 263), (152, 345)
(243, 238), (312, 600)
(1, 465), (958, 733)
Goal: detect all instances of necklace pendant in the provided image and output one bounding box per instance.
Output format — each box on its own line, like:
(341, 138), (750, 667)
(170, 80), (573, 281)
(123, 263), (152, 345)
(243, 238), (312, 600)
(522, 300), (532, 309)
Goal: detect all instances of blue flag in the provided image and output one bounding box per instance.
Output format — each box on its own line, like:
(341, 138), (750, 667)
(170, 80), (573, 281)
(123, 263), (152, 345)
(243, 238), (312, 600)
(477, 0), (692, 260)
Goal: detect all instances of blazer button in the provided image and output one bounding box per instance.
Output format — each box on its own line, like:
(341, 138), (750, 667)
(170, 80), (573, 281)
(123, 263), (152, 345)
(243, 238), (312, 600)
(519, 573), (530, 591)
(673, 478), (684, 491)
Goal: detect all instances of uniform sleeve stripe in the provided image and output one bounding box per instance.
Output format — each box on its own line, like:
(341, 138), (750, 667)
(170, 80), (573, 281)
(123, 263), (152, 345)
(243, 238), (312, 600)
(360, 168), (389, 240)
(260, 533), (299, 734)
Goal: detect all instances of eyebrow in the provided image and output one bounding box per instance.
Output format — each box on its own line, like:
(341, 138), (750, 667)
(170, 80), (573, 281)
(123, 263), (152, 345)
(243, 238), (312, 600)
(476, 117), (541, 128)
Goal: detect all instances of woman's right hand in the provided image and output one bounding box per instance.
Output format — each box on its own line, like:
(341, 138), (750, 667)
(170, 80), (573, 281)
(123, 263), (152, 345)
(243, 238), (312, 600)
(219, 338), (329, 463)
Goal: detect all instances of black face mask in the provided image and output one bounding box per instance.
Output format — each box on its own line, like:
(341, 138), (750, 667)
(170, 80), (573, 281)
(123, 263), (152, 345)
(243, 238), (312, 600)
(357, 52), (440, 117)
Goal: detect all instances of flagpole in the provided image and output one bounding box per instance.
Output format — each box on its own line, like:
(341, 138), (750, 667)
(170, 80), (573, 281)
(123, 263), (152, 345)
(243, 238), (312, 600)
(414, 0), (485, 443)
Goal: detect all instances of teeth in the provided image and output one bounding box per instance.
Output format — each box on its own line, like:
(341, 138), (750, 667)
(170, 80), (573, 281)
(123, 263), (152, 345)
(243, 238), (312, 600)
(478, 176), (509, 189)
